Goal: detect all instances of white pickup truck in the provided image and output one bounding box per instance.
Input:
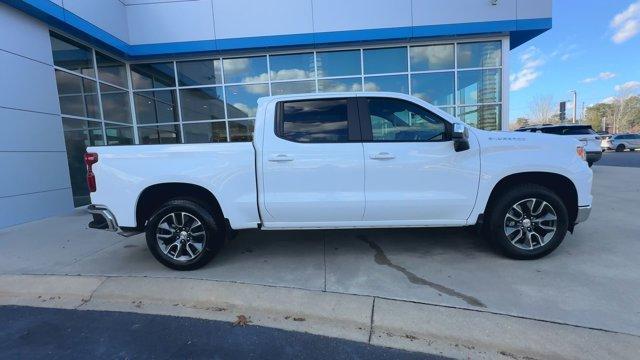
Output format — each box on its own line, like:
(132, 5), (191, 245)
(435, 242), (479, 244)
(86, 92), (593, 270)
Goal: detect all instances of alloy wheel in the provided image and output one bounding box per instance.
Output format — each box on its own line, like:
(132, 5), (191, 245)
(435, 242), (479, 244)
(503, 198), (557, 250)
(156, 212), (206, 261)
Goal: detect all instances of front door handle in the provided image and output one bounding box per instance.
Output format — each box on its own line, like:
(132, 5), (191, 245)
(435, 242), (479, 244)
(369, 152), (395, 160)
(268, 154), (294, 162)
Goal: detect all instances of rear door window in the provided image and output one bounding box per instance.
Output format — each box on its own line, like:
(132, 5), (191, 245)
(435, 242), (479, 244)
(278, 98), (359, 143)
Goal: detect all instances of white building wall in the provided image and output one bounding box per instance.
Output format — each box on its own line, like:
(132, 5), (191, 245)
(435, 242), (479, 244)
(0, 3), (73, 228)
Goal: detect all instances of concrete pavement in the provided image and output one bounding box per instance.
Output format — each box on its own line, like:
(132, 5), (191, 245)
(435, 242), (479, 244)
(1, 165), (640, 358)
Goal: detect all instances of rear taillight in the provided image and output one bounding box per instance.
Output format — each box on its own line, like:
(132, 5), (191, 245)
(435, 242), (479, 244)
(576, 146), (586, 161)
(84, 152), (98, 192)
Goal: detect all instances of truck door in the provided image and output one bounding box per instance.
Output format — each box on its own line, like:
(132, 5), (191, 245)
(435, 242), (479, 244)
(357, 96), (480, 224)
(259, 97), (365, 226)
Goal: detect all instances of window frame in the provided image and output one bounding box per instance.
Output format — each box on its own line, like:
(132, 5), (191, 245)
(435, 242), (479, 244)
(275, 97), (362, 144)
(357, 97), (452, 143)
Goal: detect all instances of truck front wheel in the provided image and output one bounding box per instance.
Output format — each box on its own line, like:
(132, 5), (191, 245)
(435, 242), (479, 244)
(145, 199), (224, 270)
(485, 184), (569, 260)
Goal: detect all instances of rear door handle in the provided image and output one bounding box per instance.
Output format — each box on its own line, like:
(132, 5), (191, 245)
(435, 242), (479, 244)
(268, 154), (294, 162)
(369, 152), (395, 160)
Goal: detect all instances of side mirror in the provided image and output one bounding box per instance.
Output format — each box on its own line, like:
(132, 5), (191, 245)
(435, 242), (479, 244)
(452, 123), (470, 152)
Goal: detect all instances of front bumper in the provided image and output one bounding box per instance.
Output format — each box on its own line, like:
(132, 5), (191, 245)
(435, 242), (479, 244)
(87, 205), (119, 232)
(575, 205), (591, 224)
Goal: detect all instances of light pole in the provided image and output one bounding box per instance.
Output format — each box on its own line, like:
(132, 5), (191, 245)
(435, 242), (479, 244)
(569, 90), (577, 123)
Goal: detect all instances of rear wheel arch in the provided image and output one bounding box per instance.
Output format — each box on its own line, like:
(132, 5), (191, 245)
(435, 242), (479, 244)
(135, 183), (225, 231)
(483, 172), (578, 225)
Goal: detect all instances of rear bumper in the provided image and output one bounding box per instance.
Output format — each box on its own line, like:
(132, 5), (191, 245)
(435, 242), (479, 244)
(586, 151), (602, 163)
(575, 205), (591, 224)
(87, 205), (119, 232)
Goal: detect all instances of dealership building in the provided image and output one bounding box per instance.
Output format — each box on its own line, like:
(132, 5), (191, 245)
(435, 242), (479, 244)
(0, 0), (552, 228)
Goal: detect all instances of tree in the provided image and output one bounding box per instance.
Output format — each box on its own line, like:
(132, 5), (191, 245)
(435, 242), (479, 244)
(528, 95), (556, 124)
(585, 103), (612, 132)
(585, 95), (640, 133)
(512, 117), (530, 129)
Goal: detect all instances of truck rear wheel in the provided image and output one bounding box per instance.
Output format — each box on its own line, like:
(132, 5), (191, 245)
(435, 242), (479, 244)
(484, 184), (568, 260)
(145, 199), (224, 270)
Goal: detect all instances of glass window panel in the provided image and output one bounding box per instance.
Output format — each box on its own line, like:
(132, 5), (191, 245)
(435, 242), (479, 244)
(410, 44), (454, 71)
(439, 107), (455, 116)
(411, 72), (455, 106)
(363, 47), (407, 75)
(179, 87), (225, 121)
(457, 69), (501, 105)
(55, 70), (100, 119)
(50, 32), (95, 77)
(105, 124), (134, 145)
(269, 53), (315, 81)
(458, 105), (501, 130)
(229, 120), (255, 142)
(133, 90), (178, 124)
(177, 59), (222, 86)
(366, 97), (446, 142)
(225, 84), (269, 118)
(96, 52), (127, 88)
(271, 80), (316, 95)
(130, 62), (175, 89)
(281, 99), (348, 143)
(183, 121), (227, 143)
(317, 78), (362, 93)
(222, 56), (268, 84)
(316, 50), (361, 78)
(457, 41), (502, 69)
(364, 75), (409, 94)
(100, 83), (131, 123)
(61, 117), (104, 207)
(137, 124), (181, 144)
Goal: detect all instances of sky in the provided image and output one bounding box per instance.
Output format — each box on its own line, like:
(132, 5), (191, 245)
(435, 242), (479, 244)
(508, 0), (640, 123)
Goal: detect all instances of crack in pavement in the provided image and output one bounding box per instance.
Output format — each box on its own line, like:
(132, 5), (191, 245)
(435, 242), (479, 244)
(358, 235), (486, 308)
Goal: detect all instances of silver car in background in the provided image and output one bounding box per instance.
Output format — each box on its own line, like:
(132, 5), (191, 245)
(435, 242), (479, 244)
(516, 124), (602, 166)
(602, 134), (640, 152)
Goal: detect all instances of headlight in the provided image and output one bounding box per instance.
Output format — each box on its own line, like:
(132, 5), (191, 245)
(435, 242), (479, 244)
(576, 146), (586, 161)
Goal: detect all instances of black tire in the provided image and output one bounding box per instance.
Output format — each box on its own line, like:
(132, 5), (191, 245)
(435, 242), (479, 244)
(630, 148), (636, 152)
(615, 144), (625, 152)
(145, 199), (225, 270)
(484, 184), (569, 260)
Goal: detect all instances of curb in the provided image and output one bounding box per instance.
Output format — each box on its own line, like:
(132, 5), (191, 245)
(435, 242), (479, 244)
(1, 274), (639, 360)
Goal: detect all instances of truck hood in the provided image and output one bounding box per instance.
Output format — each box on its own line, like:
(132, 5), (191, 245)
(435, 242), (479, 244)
(470, 129), (582, 151)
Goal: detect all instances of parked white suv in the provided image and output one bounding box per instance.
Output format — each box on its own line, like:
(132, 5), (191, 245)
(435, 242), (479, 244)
(515, 124), (602, 166)
(602, 134), (640, 152)
(85, 92), (593, 270)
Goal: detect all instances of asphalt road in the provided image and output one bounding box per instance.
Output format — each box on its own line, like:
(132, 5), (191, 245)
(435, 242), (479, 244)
(595, 151), (640, 167)
(0, 306), (442, 360)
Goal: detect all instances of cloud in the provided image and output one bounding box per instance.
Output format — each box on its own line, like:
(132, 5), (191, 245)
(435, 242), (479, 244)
(611, 1), (640, 43)
(602, 96), (617, 104)
(510, 46), (545, 91)
(614, 80), (640, 92)
(581, 72), (617, 83)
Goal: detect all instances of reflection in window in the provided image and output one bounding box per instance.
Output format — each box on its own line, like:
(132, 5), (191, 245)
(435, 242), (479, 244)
(411, 72), (455, 106)
(410, 44), (454, 71)
(457, 69), (501, 105)
(179, 87), (225, 121)
(130, 62), (175, 89)
(55, 70), (100, 119)
(364, 75), (409, 94)
(458, 105), (500, 130)
(105, 124), (134, 145)
(183, 121), (227, 143)
(96, 52), (127, 88)
(62, 117), (104, 206)
(223, 56), (268, 84)
(138, 124), (181, 144)
(50, 32), (95, 77)
(225, 84), (268, 118)
(100, 83), (131, 123)
(457, 41), (501, 68)
(271, 80), (316, 95)
(269, 53), (315, 80)
(229, 120), (254, 142)
(317, 78), (362, 92)
(281, 99), (349, 143)
(177, 59), (222, 86)
(367, 98), (446, 142)
(316, 50), (361, 78)
(133, 90), (178, 124)
(363, 47), (407, 74)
